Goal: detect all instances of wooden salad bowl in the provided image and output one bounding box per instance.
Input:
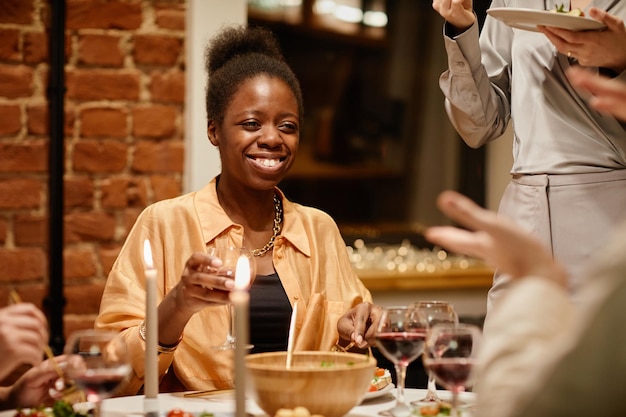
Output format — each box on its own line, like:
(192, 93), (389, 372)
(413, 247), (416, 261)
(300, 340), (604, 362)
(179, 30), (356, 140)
(245, 351), (377, 417)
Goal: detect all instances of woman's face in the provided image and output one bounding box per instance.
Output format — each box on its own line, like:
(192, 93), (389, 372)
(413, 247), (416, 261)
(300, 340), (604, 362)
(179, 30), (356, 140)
(209, 74), (299, 192)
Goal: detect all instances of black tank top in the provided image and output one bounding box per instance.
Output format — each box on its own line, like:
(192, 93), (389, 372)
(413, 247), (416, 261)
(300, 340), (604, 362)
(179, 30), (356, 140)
(248, 272), (292, 354)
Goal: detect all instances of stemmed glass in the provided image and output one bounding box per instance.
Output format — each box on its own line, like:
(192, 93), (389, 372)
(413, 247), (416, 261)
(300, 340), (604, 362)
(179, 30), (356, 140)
(207, 245), (256, 350)
(64, 330), (131, 417)
(412, 301), (459, 405)
(375, 306), (428, 417)
(422, 323), (482, 417)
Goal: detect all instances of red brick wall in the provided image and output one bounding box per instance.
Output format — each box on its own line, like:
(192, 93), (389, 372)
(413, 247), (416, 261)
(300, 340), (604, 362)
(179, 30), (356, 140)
(0, 0), (186, 336)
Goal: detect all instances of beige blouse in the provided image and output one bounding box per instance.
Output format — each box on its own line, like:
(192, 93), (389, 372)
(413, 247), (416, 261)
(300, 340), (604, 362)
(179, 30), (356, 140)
(95, 178), (372, 395)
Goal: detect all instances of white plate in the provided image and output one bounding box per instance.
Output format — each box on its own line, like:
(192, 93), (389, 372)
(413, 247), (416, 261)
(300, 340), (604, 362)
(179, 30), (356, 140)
(487, 7), (606, 32)
(361, 383), (394, 402)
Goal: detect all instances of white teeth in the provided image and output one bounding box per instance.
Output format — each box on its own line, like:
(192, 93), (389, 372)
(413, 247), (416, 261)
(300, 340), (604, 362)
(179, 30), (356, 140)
(259, 159), (278, 167)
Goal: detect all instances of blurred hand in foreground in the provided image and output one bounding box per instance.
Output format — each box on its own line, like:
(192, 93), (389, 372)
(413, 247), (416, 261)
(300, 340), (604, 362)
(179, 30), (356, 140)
(567, 66), (626, 121)
(0, 356), (67, 411)
(425, 190), (568, 287)
(0, 303), (49, 382)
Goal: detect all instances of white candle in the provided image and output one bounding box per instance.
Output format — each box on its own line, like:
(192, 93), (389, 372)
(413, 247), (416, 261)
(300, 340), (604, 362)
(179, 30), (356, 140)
(143, 240), (159, 414)
(286, 302), (298, 369)
(230, 254), (251, 417)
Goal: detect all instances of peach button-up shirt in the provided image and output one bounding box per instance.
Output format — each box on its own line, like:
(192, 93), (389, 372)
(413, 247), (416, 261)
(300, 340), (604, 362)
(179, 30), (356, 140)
(95, 178), (372, 395)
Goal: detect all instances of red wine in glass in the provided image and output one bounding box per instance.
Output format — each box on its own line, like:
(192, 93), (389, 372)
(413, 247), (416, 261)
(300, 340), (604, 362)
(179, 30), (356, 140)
(423, 323), (481, 417)
(375, 306), (428, 417)
(72, 368), (130, 400)
(375, 331), (426, 366)
(64, 330), (131, 417)
(412, 300), (459, 404)
(424, 357), (475, 389)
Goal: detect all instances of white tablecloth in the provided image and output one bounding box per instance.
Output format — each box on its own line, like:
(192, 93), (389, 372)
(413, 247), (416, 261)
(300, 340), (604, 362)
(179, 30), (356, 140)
(97, 388), (475, 417)
(0, 388), (475, 417)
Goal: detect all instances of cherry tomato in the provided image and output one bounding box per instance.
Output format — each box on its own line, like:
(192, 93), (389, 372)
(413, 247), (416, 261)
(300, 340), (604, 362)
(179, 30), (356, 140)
(167, 409), (193, 417)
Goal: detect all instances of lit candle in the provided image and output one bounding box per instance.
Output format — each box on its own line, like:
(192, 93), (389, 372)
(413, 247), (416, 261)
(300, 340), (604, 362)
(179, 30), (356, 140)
(143, 239), (159, 415)
(230, 254), (251, 417)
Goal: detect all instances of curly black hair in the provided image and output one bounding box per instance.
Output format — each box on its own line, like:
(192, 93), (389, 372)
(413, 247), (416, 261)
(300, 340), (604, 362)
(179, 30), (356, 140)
(204, 25), (304, 125)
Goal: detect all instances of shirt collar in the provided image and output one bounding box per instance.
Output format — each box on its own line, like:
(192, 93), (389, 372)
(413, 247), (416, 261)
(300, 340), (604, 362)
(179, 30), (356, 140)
(194, 177), (312, 257)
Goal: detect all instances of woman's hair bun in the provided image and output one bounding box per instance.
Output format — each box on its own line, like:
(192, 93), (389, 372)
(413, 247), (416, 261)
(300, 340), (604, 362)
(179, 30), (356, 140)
(206, 25), (285, 76)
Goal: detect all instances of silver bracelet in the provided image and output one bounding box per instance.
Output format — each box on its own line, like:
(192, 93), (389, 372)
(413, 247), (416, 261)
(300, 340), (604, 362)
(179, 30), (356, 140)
(138, 320), (182, 354)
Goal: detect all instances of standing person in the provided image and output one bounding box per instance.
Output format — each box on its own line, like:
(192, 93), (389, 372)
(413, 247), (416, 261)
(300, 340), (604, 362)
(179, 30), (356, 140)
(431, 0), (626, 313)
(95, 25), (372, 395)
(425, 188), (626, 417)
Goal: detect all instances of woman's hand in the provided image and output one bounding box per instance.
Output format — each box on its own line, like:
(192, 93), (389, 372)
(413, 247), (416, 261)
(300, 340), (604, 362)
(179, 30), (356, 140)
(432, 0), (476, 32)
(425, 190), (568, 287)
(539, 8), (626, 72)
(0, 304), (49, 382)
(156, 252), (235, 346)
(168, 252), (235, 317)
(337, 302), (382, 349)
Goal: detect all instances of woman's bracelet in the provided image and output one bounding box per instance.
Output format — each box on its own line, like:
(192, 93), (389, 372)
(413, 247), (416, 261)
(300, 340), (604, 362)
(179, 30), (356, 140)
(138, 320), (182, 354)
(331, 338), (372, 356)
(330, 339), (356, 353)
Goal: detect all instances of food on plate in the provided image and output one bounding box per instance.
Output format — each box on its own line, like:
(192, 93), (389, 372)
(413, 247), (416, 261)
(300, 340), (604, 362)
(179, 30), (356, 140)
(12, 400), (88, 417)
(12, 410), (50, 417)
(550, 4), (585, 16)
(166, 409), (194, 417)
(414, 401), (453, 416)
(369, 367), (392, 392)
(274, 406), (324, 417)
(166, 410), (214, 417)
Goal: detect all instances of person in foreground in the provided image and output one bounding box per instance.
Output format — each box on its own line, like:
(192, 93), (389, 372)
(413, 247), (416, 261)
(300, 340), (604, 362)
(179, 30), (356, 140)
(95, 25), (372, 395)
(425, 189), (626, 416)
(0, 303), (48, 383)
(431, 0), (626, 315)
(0, 358), (68, 411)
(0, 303), (69, 410)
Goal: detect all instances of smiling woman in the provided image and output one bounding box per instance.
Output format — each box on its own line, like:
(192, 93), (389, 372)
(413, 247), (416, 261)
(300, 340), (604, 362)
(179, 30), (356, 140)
(94, 25), (372, 395)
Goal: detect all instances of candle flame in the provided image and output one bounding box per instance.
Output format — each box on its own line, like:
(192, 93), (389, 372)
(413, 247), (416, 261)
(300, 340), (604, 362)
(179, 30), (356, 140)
(143, 239), (154, 269)
(234, 255), (251, 290)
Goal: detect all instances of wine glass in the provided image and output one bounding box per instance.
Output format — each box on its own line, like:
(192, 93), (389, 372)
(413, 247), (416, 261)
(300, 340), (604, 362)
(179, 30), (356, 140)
(375, 306), (428, 417)
(207, 245), (256, 350)
(422, 323), (482, 417)
(411, 301), (459, 405)
(64, 330), (131, 417)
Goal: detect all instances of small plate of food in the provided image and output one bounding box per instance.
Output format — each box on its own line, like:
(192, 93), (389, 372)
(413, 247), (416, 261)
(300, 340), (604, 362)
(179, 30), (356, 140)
(361, 368), (394, 402)
(487, 6), (606, 32)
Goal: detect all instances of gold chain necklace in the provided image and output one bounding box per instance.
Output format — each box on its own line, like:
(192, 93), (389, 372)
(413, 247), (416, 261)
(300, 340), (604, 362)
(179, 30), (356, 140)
(251, 194), (283, 257)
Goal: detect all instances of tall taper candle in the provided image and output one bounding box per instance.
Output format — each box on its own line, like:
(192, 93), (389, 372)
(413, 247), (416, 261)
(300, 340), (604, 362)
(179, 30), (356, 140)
(286, 302), (298, 369)
(143, 240), (159, 415)
(230, 254), (251, 417)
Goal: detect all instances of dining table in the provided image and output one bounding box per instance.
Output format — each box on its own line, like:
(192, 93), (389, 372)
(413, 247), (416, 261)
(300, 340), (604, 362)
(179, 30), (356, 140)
(90, 387), (475, 417)
(0, 387), (475, 417)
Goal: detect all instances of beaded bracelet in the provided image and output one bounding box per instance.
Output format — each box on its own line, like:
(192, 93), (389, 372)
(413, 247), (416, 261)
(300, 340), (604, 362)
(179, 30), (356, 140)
(138, 320), (182, 354)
